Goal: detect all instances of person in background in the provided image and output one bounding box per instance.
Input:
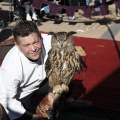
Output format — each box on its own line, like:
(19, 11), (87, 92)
(21, 0), (37, 21)
(67, 0), (86, 20)
(0, 21), (54, 120)
(13, 0), (37, 21)
(93, 0), (106, 15)
(116, 3), (120, 16)
(13, 0), (22, 15)
(78, 0), (86, 6)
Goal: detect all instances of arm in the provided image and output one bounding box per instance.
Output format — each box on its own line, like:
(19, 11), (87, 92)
(0, 68), (27, 119)
(32, 114), (47, 120)
(47, 93), (54, 106)
(0, 68), (44, 120)
(17, 113), (44, 120)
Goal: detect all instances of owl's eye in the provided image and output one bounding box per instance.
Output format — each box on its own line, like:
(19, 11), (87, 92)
(65, 38), (69, 41)
(55, 38), (59, 42)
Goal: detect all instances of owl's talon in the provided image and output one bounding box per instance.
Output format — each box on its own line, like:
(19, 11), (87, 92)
(53, 85), (64, 95)
(52, 84), (69, 96)
(61, 84), (69, 93)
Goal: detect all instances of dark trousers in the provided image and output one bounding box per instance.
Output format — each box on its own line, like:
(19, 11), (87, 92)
(0, 78), (49, 120)
(23, 4), (36, 14)
(19, 78), (49, 114)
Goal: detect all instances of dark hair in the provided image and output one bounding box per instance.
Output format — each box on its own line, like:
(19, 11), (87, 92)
(13, 21), (41, 42)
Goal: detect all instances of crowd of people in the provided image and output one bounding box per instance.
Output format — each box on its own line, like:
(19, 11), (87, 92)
(12, 0), (116, 21)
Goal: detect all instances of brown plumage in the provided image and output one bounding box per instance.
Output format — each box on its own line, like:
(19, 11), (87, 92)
(45, 31), (81, 100)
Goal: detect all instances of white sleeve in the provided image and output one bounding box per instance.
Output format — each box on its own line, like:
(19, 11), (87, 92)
(0, 68), (26, 120)
(41, 33), (52, 53)
(41, 33), (52, 63)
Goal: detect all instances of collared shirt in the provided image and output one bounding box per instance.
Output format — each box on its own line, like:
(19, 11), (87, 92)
(0, 34), (52, 120)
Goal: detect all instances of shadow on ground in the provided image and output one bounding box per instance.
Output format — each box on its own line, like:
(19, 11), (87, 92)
(0, 28), (12, 42)
(0, 8), (13, 42)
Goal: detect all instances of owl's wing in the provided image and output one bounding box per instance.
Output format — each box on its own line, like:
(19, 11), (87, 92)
(67, 47), (81, 73)
(74, 50), (81, 72)
(45, 49), (54, 77)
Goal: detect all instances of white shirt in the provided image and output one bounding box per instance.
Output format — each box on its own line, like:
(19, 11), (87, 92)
(0, 34), (52, 120)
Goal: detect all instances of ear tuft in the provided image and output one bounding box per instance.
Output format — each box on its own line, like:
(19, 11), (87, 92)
(48, 32), (55, 35)
(48, 32), (57, 38)
(67, 31), (76, 37)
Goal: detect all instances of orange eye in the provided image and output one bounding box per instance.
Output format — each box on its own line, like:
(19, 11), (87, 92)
(55, 39), (59, 42)
(66, 38), (69, 41)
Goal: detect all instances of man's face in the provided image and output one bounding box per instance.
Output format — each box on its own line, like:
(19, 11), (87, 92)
(15, 32), (42, 61)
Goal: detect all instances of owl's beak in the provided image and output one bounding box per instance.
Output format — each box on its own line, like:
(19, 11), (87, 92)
(58, 42), (63, 48)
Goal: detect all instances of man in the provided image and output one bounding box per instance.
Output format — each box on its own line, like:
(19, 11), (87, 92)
(0, 21), (54, 120)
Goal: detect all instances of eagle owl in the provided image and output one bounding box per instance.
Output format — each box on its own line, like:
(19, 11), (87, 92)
(45, 31), (81, 100)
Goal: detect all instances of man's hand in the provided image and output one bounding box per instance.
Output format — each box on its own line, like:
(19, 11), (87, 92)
(47, 93), (54, 106)
(36, 94), (53, 119)
(32, 114), (47, 120)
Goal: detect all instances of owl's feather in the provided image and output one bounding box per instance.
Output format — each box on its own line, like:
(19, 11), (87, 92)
(45, 32), (81, 96)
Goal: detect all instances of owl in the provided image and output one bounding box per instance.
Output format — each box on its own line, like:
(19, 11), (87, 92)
(45, 31), (81, 101)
